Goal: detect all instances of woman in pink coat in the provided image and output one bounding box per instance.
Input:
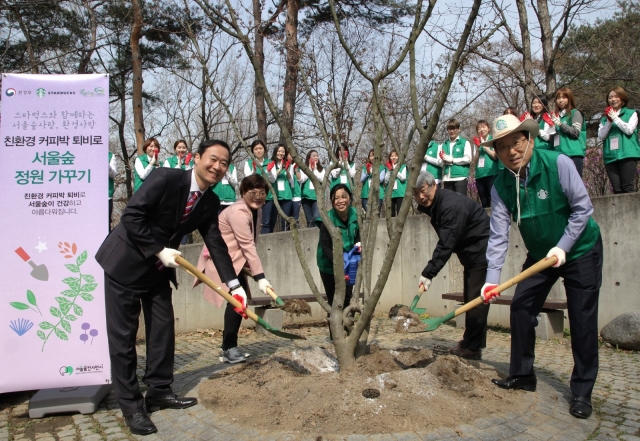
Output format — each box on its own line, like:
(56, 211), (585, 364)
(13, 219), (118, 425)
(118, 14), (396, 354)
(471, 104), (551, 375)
(193, 174), (273, 363)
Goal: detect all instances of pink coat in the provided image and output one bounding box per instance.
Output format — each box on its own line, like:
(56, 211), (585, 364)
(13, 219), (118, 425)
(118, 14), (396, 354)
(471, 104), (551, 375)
(193, 199), (264, 308)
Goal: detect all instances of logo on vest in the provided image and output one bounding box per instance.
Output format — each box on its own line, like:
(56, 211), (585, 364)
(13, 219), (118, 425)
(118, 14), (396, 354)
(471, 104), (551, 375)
(496, 119), (508, 130)
(455, 148), (460, 152)
(537, 189), (549, 200)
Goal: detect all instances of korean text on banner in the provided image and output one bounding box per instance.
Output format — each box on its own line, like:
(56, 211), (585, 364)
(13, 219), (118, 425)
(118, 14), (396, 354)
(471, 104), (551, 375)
(0, 74), (111, 393)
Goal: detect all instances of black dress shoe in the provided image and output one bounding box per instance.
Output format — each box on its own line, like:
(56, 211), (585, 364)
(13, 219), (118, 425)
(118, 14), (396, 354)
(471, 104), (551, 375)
(145, 394), (197, 412)
(449, 346), (482, 360)
(124, 411), (157, 435)
(492, 375), (537, 392)
(569, 396), (592, 419)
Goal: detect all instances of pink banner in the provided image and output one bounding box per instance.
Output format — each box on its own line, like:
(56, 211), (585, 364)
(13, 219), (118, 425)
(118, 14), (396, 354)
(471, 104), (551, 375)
(0, 74), (111, 392)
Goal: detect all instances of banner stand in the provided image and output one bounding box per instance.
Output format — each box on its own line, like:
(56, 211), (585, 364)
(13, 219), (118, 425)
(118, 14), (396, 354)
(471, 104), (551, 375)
(28, 384), (112, 418)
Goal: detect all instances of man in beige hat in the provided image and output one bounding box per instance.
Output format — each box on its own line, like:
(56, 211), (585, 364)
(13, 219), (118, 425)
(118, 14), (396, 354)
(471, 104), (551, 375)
(478, 114), (602, 419)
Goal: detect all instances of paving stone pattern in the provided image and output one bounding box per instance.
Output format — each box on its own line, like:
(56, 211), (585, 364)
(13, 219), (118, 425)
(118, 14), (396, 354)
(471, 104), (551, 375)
(1, 317), (639, 441)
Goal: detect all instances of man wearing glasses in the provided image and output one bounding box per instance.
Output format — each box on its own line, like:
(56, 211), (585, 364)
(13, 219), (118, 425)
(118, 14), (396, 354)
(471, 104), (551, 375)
(479, 114), (602, 420)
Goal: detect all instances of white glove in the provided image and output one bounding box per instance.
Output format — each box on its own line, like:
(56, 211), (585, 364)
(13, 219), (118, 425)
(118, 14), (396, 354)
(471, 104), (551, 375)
(257, 278), (272, 295)
(546, 247), (566, 268)
(551, 115), (562, 126)
(155, 248), (181, 268)
(419, 276), (431, 291)
(608, 109), (620, 121)
(441, 154), (453, 163)
(354, 242), (361, 252)
(481, 283), (500, 304)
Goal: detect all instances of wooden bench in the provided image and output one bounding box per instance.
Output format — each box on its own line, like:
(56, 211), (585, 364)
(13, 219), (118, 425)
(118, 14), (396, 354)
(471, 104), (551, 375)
(247, 293), (327, 307)
(248, 294), (327, 335)
(442, 292), (567, 340)
(441, 292), (567, 309)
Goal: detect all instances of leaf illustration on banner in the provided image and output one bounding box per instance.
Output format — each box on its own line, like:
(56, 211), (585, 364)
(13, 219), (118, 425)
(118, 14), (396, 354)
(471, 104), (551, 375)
(38, 244), (96, 352)
(9, 290), (42, 316)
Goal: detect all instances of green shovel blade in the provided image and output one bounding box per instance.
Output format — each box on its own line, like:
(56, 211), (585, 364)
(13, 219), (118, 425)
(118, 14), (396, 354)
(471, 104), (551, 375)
(421, 311), (456, 332)
(409, 294), (421, 310)
(412, 307), (427, 315)
(255, 316), (306, 340)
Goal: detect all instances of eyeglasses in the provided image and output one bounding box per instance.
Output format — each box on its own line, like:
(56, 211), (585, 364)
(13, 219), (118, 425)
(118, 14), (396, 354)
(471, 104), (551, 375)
(246, 190), (267, 199)
(496, 137), (529, 153)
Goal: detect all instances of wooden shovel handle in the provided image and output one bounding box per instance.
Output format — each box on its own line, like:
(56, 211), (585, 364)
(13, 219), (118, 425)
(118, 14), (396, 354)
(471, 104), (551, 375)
(454, 256), (558, 318)
(176, 256), (259, 323)
(241, 267), (280, 302)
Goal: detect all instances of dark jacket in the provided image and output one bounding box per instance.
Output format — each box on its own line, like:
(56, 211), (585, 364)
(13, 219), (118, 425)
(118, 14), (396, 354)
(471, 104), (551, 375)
(96, 168), (237, 287)
(418, 188), (489, 279)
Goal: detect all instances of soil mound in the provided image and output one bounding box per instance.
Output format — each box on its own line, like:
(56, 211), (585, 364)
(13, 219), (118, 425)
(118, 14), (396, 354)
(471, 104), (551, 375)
(283, 299), (312, 315)
(199, 346), (531, 435)
(389, 305), (424, 333)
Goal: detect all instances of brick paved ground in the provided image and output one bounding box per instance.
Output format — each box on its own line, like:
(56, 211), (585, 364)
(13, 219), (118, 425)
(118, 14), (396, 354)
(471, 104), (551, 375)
(2, 316), (639, 441)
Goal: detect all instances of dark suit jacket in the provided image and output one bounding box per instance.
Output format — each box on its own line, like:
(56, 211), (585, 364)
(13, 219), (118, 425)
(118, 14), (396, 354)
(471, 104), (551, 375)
(96, 168), (236, 286)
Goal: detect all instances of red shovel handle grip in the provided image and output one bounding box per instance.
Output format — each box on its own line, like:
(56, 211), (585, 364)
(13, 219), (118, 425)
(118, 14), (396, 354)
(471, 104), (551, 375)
(15, 247), (30, 261)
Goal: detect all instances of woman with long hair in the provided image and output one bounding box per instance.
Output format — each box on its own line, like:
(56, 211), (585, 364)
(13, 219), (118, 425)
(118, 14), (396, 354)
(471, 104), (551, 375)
(360, 149), (385, 214)
(383, 149), (407, 216)
(521, 95), (555, 151)
(299, 149), (325, 227)
(551, 87), (587, 176)
(162, 139), (194, 170)
(598, 86), (640, 193)
(133, 138), (160, 192)
(329, 143), (356, 191)
(244, 140), (273, 233)
(266, 143), (294, 231)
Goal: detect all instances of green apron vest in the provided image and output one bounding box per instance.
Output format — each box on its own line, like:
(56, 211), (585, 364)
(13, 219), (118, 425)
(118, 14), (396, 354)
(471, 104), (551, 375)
(555, 109), (586, 157)
(534, 118), (553, 151)
(292, 168), (301, 199)
(134, 154), (156, 192)
(360, 165), (385, 200)
(442, 137), (470, 178)
(390, 163), (407, 198)
(422, 141), (443, 179)
(211, 164), (236, 203)
(316, 206), (359, 275)
(329, 164), (354, 191)
(249, 158), (273, 201)
(601, 107), (640, 164)
(475, 135), (499, 179)
(493, 149), (600, 262)
(165, 155), (194, 170)
(301, 171), (320, 200)
(273, 163), (292, 201)
(108, 152), (114, 198)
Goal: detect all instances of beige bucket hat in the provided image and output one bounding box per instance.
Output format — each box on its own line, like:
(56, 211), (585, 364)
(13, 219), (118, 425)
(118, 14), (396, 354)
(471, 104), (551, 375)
(479, 114), (540, 148)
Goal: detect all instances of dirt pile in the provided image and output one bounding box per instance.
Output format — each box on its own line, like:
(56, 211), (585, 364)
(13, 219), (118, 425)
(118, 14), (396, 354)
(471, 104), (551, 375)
(283, 299), (312, 316)
(199, 345), (531, 435)
(388, 305), (424, 333)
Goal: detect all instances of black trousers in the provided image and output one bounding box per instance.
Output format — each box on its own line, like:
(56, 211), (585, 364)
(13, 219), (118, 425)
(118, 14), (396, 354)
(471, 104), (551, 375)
(605, 158), (638, 194)
(222, 272), (250, 350)
(475, 176), (496, 208)
(390, 197), (403, 217)
(509, 236), (602, 398)
(444, 178), (468, 196)
(105, 271), (175, 416)
(108, 198), (113, 232)
(461, 266), (490, 350)
(570, 156), (584, 177)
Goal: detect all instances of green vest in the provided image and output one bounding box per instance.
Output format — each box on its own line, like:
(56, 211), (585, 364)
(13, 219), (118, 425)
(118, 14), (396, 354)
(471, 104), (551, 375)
(248, 158), (273, 201)
(292, 168), (301, 199)
(475, 135), (499, 179)
(422, 141), (442, 179)
(360, 164), (385, 200)
(601, 107), (640, 164)
(108, 152), (114, 198)
(390, 163), (407, 198)
(442, 137), (470, 178)
(301, 171), (320, 200)
(329, 163), (354, 191)
(165, 155), (194, 170)
(273, 163), (292, 201)
(316, 206), (359, 275)
(134, 154), (157, 192)
(534, 118), (553, 151)
(493, 149), (600, 262)
(555, 109), (586, 157)
(211, 164), (236, 203)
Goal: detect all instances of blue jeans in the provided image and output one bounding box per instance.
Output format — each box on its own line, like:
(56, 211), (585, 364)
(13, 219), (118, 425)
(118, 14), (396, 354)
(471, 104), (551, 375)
(301, 199), (319, 227)
(261, 200), (274, 234)
(292, 200), (301, 227)
(266, 199), (293, 232)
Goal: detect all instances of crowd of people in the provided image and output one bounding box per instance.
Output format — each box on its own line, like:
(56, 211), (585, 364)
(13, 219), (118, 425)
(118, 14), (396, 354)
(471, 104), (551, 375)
(101, 86), (638, 436)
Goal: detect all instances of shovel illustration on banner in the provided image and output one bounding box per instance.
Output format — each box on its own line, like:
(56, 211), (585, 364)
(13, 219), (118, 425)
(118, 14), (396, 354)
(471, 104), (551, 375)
(15, 247), (49, 281)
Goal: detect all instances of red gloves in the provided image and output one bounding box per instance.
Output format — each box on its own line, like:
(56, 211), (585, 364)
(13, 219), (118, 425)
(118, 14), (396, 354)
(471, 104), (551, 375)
(481, 283), (499, 304)
(604, 106), (613, 122)
(185, 153), (192, 165)
(386, 161), (393, 170)
(439, 150), (445, 159)
(366, 163), (372, 174)
(310, 158), (317, 170)
(267, 161), (275, 172)
(473, 136), (481, 147)
(154, 149), (159, 162)
(285, 160), (291, 170)
(542, 112), (554, 127)
(232, 294), (248, 319)
(519, 111), (531, 122)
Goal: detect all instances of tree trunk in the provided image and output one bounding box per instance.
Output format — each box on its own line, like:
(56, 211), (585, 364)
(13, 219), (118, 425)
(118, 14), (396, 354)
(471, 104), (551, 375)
(253, 0), (268, 142)
(77, 0), (98, 74)
(279, 0), (300, 144)
(201, 64), (210, 139)
(130, 0), (145, 155)
(515, 0), (536, 105)
(13, 7), (38, 74)
(536, 0), (556, 95)
(119, 74), (133, 199)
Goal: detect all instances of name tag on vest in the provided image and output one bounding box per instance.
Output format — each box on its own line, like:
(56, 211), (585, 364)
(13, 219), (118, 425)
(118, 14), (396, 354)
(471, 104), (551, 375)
(554, 135), (560, 147)
(309, 181), (314, 190)
(610, 137), (619, 150)
(222, 178), (229, 185)
(478, 157), (485, 168)
(421, 163), (427, 172)
(278, 180), (285, 192)
(340, 174), (347, 184)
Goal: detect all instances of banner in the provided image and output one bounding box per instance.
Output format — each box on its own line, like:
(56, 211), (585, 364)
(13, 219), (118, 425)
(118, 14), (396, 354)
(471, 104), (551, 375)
(0, 74), (111, 392)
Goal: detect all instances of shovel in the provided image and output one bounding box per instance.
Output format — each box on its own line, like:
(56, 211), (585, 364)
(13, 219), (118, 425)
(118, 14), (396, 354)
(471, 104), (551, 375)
(420, 256), (558, 332)
(241, 267), (285, 306)
(409, 285), (427, 315)
(15, 247), (49, 281)
(176, 256), (305, 340)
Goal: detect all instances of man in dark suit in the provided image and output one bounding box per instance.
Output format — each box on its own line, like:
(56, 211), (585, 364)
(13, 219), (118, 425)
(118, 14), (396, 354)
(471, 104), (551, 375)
(96, 139), (247, 435)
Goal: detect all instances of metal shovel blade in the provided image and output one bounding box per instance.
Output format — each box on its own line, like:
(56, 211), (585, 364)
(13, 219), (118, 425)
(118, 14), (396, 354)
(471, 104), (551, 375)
(255, 316), (306, 340)
(29, 261), (49, 281)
